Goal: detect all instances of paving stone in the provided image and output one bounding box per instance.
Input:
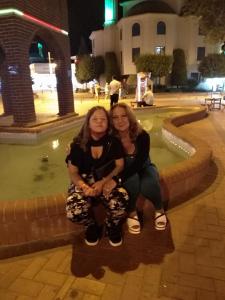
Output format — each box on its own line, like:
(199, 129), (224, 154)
(17, 296), (35, 300)
(120, 274), (144, 300)
(178, 252), (196, 274)
(82, 294), (100, 300)
(91, 268), (127, 285)
(62, 288), (84, 300)
(178, 273), (215, 291)
(101, 284), (122, 300)
(21, 257), (48, 279)
(144, 265), (162, 284)
(140, 283), (159, 299)
(44, 250), (69, 271)
(209, 240), (225, 258)
(0, 288), (17, 300)
(36, 285), (59, 300)
(159, 282), (196, 300)
(212, 257), (225, 269)
(196, 246), (213, 266)
(0, 265), (26, 289)
(34, 269), (67, 287)
(72, 278), (105, 296)
(196, 289), (217, 300)
(0, 262), (15, 275)
(56, 254), (72, 273)
(54, 275), (75, 300)
(8, 278), (44, 297)
(196, 265), (225, 281)
(215, 279), (225, 295)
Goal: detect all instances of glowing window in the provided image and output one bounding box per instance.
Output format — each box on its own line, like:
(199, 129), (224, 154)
(155, 46), (165, 55)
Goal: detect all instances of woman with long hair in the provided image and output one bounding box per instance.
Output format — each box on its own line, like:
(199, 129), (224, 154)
(109, 103), (167, 234)
(66, 106), (129, 246)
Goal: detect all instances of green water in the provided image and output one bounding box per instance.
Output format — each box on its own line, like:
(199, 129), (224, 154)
(0, 108), (193, 201)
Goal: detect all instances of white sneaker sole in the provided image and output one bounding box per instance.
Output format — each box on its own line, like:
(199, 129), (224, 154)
(84, 239), (99, 246)
(109, 239), (122, 247)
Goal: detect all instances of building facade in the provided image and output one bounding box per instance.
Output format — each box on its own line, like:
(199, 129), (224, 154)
(0, 0), (74, 124)
(90, 0), (220, 79)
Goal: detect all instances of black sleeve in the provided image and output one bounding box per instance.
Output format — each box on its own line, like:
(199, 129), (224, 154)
(119, 130), (150, 182)
(109, 136), (125, 160)
(65, 143), (83, 169)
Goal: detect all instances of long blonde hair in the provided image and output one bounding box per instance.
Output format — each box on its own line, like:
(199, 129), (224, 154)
(109, 103), (143, 141)
(72, 106), (110, 151)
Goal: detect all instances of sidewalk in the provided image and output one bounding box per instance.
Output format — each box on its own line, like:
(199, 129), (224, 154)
(0, 96), (225, 299)
(0, 91), (209, 121)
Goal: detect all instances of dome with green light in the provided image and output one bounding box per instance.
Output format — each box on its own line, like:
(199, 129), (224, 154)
(127, 0), (176, 16)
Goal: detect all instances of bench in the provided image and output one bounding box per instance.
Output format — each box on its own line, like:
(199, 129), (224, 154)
(130, 101), (155, 108)
(130, 101), (139, 108)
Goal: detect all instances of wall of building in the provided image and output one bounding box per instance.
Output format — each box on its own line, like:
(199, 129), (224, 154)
(90, 11), (220, 78)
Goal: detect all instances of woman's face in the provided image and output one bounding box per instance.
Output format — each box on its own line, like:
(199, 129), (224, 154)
(111, 106), (130, 132)
(89, 109), (108, 135)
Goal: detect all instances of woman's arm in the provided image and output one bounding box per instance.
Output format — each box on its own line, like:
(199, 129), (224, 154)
(118, 131), (150, 182)
(68, 162), (96, 196)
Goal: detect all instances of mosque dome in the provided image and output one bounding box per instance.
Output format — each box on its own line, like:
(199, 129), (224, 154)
(127, 0), (176, 17)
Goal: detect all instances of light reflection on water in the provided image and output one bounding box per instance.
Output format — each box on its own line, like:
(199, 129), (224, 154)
(0, 109), (192, 201)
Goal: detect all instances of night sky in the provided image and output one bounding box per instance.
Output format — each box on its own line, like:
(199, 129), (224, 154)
(67, 0), (104, 55)
(67, 0), (123, 55)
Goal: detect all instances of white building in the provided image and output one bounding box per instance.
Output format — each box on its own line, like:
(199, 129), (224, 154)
(90, 0), (220, 81)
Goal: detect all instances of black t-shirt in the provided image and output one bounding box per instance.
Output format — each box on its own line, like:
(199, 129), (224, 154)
(119, 130), (151, 182)
(66, 134), (124, 176)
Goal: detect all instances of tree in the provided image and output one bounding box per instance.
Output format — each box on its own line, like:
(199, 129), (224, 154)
(93, 56), (105, 80)
(171, 49), (187, 87)
(181, 0), (225, 42)
(198, 54), (225, 78)
(135, 54), (172, 85)
(104, 52), (120, 83)
(77, 36), (89, 55)
(75, 55), (95, 84)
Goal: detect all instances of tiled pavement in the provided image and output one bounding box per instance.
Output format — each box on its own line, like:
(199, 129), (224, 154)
(0, 96), (225, 299)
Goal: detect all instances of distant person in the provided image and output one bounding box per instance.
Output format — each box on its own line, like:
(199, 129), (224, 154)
(121, 78), (128, 99)
(109, 76), (121, 108)
(94, 82), (101, 102)
(138, 85), (154, 107)
(104, 82), (109, 100)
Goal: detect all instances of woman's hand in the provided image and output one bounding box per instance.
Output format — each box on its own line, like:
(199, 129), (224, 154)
(81, 183), (96, 197)
(91, 180), (105, 196)
(102, 179), (117, 198)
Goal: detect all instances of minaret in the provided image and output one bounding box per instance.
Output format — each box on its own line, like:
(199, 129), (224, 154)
(104, 0), (117, 27)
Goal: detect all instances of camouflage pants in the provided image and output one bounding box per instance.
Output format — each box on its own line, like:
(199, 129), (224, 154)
(66, 182), (129, 228)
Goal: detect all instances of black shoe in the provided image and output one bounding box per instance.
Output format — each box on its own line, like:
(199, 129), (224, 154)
(84, 223), (103, 246)
(137, 210), (144, 229)
(107, 224), (123, 247)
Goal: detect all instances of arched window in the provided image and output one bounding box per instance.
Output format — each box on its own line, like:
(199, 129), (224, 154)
(132, 23), (140, 36)
(157, 21), (166, 35)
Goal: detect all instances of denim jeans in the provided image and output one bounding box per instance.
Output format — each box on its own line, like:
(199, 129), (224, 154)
(123, 157), (163, 212)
